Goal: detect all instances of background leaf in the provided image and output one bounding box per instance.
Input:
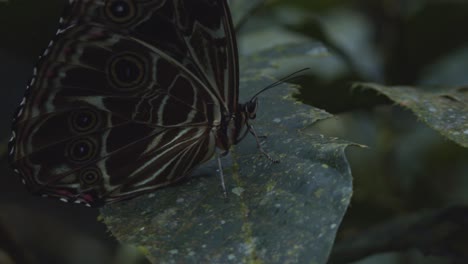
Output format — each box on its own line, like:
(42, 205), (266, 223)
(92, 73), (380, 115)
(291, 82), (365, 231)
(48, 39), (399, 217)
(229, 0), (268, 30)
(356, 83), (468, 148)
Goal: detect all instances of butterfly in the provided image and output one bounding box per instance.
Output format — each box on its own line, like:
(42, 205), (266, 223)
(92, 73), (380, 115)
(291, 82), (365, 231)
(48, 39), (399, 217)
(8, 0), (277, 207)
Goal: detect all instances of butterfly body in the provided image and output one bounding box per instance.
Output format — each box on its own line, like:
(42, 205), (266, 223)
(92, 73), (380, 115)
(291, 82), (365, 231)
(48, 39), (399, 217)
(9, 0), (258, 207)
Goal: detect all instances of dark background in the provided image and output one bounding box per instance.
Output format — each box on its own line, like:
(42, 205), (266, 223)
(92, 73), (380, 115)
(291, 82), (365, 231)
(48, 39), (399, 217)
(1, 0), (468, 263)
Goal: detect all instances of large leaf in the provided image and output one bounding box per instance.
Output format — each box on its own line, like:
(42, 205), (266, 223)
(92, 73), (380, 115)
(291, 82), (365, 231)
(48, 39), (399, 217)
(356, 83), (468, 148)
(101, 42), (357, 263)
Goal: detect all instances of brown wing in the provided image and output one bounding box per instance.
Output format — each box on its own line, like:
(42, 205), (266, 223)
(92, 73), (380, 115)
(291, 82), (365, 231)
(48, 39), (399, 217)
(10, 25), (219, 206)
(61, 0), (239, 113)
(9, 0), (239, 206)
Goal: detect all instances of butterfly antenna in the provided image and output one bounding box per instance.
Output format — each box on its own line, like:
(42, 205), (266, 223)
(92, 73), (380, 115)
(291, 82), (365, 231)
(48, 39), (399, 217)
(250, 68), (310, 101)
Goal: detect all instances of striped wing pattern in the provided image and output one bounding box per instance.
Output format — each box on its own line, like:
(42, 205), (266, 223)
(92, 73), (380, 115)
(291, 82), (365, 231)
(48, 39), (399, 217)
(9, 0), (239, 206)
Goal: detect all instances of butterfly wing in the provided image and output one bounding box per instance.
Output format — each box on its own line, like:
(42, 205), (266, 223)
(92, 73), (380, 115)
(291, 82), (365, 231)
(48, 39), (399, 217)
(62, 0), (239, 112)
(9, 0), (238, 205)
(10, 0), (237, 206)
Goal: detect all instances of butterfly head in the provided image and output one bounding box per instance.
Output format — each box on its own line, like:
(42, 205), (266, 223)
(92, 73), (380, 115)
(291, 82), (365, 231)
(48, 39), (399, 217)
(226, 98), (259, 145)
(244, 97), (258, 120)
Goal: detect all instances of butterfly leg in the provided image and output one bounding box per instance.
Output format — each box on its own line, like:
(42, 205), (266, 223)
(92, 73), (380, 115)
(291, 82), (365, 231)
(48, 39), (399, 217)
(247, 124), (280, 163)
(216, 151), (228, 199)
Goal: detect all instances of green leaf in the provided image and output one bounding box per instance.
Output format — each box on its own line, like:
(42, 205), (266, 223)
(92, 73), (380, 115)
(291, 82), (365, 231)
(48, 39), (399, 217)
(356, 83), (468, 148)
(101, 42), (357, 263)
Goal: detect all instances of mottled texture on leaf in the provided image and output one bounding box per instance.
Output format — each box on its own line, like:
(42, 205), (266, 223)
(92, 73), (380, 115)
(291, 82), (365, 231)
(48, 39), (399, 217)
(101, 43), (355, 263)
(356, 83), (468, 148)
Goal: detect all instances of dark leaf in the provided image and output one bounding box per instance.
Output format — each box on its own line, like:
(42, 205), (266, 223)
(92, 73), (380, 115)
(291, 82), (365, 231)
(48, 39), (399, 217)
(356, 83), (468, 148)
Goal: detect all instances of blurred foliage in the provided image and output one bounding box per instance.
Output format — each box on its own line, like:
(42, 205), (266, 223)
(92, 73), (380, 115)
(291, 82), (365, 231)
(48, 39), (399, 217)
(240, 0), (468, 263)
(0, 0), (467, 263)
(0, 0), (64, 61)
